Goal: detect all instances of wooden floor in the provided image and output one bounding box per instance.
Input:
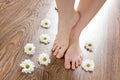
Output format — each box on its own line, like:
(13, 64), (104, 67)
(0, 0), (120, 80)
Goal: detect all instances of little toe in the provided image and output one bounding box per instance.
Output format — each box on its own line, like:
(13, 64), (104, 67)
(64, 57), (71, 69)
(53, 46), (60, 56)
(56, 48), (66, 58)
(80, 53), (84, 60)
(72, 60), (76, 70)
(78, 59), (81, 66)
(75, 60), (79, 68)
(52, 43), (57, 51)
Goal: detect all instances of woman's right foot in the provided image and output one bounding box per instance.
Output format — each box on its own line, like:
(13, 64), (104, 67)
(64, 38), (83, 70)
(64, 20), (83, 69)
(52, 11), (80, 59)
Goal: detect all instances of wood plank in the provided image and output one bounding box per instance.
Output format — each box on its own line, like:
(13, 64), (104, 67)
(0, 0), (120, 80)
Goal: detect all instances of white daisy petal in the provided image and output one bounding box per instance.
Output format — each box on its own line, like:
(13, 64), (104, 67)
(20, 59), (35, 74)
(24, 43), (36, 55)
(81, 59), (95, 72)
(39, 34), (50, 44)
(40, 18), (51, 29)
(38, 53), (51, 66)
(85, 42), (94, 52)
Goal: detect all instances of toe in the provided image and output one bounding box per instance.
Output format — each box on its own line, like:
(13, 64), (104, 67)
(56, 47), (66, 58)
(78, 58), (81, 66)
(77, 54), (83, 66)
(64, 57), (71, 69)
(53, 46), (60, 56)
(52, 43), (57, 51)
(75, 59), (79, 67)
(72, 60), (76, 70)
(80, 53), (84, 60)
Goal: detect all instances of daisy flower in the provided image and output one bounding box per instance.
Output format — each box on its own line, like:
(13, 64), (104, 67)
(39, 34), (50, 44)
(55, 7), (58, 12)
(38, 53), (51, 66)
(40, 18), (51, 29)
(81, 59), (95, 72)
(84, 42), (94, 52)
(20, 59), (35, 74)
(24, 43), (36, 55)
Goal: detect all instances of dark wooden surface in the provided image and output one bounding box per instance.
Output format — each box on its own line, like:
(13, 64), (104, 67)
(0, 0), (120, 80)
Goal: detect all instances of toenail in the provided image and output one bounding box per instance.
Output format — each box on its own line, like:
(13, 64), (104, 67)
(56, 55), (59, 57)
(66, 65), (70, 68)
(56, 55), (60, 58)
(72, 67), (75, 70)
(65, 65), (70, 69)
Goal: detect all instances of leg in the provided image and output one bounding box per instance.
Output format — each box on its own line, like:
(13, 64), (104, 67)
(71, 0), (107, 38)
(64, 0), (106, 69)
(52, 0), (80, 58)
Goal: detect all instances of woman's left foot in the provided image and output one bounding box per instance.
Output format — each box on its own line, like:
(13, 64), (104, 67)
(64, 39), (83, 69)
(52, 11), (80, 59)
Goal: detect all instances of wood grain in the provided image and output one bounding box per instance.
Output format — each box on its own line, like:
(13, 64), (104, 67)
(0, 0), (120, 80)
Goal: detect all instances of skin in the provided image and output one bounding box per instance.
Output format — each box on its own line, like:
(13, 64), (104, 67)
(53, 0), (106, 69)
(52, 0), (79, 59)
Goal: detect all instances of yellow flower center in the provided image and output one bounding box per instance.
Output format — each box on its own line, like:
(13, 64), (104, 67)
(88, 43), (92, 47)
(25, 64), (30, 69)
(28, 47), (32, 51)
(86, 63), (91, 67)
(45, 22), (48, 25)
(43, 57), (47, 62)
(43, 37), (47, 40)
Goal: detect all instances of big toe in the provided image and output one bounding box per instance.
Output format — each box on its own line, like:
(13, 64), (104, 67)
(56, 48), (66, 58)
(64, 57), (71, 69)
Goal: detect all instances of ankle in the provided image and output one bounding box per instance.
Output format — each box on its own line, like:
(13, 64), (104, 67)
(70, 35), (79, 42)
(58, 10), (77, 20)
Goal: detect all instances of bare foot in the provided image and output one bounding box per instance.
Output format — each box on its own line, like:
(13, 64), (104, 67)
(64, 38), (83, 70)
(52, 11), (80, 59)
